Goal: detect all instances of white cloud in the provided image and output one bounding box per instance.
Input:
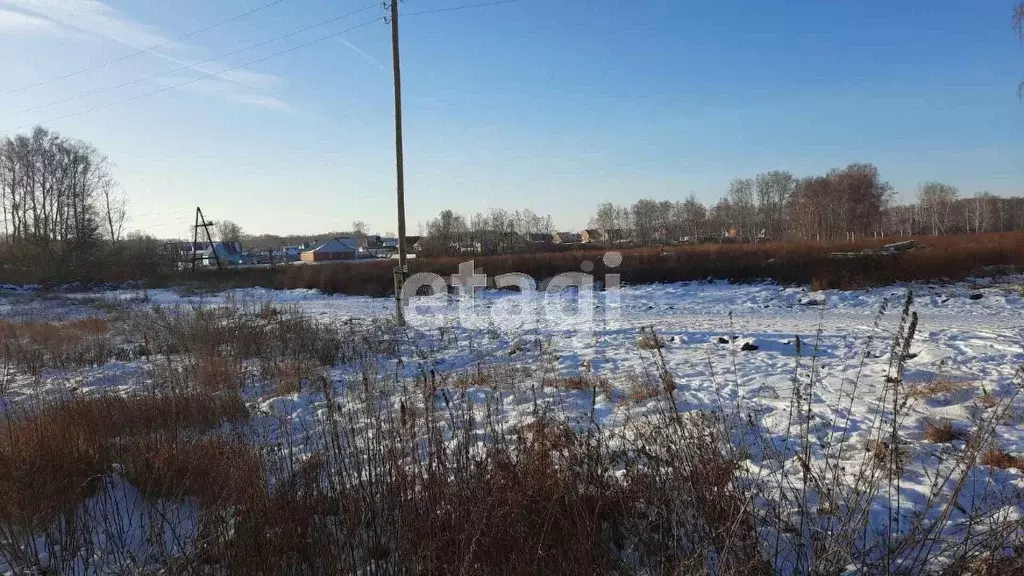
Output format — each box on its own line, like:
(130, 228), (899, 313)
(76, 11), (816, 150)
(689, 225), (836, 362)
(337, 37), (387, 72)
(154, 75), (291, 111)
(0, 7), (58, 34)
(0, 0), (168, 47)
(0, 0), (290, 110)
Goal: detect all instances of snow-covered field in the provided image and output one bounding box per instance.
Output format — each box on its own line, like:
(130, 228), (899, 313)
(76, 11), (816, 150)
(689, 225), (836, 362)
(1, 277), (1023, 573)
(28, 277), (1022, 437)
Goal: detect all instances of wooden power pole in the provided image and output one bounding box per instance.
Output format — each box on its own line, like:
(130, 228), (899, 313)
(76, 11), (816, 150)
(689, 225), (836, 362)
(389, 0), (409, 325)
(191, 207), (221, 271)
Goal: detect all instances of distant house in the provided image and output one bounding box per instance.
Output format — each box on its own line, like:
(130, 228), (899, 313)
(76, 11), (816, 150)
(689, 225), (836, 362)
(188, 242), (243, 267)
(281, 243), (312, 262)
(521, 232), (553, 244)
(552, 232), (582, 244)
(583, 229), (629, 243)
(364, 235), (384, 248)
(300, 237), (361, 262)
(380, 236), (419, 250)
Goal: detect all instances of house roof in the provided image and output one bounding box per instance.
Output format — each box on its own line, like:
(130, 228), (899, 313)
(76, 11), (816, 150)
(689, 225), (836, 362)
(522, 233), (553, 242)
(306, 237), (360, 253)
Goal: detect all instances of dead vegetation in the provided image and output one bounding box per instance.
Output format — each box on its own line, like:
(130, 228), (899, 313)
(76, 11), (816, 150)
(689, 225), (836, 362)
(0, 296), (1022, 574)
(980, 448), (1024, 471)
(191, 231), (1024, 296)
(637, 332), (666, 350)
(909, 379), (972, 400)
(0, 317), (114, 376)
(0, 391), (248, 530)
(923, 420), (968, 443)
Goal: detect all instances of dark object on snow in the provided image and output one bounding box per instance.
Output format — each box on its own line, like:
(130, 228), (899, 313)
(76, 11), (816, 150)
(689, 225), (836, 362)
(902, 352), (918, 361)
(968, 293), (983, 301)
(882, 240), (919, 253)
(740, 342), (759, 352)
(717, 337), (730, 344)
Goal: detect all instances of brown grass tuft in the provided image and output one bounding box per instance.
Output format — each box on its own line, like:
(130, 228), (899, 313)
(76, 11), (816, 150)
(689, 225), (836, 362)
(865, 438), (908, 468)
(980, 448), (1024, 471)
(923, 420), (967, 443)
(977, 393), (1001, 409)
(908, 379), (971, 400)
(122, 436), (263, 506)
(638, 332), (666, 350)
(0, 317), (114, 373)
(0, 391), (249, 528)
(191, 354), (246, 393)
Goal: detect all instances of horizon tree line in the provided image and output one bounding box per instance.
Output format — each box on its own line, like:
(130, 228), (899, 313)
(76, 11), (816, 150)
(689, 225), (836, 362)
(415, 162), (1024, 253)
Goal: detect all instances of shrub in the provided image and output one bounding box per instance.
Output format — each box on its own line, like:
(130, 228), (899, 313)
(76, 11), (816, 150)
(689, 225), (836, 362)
(191, 231), (1024, 296)
(0, 392), (248, 530)
(923, 420), (968, 443)
(980, 448), (1024, 471)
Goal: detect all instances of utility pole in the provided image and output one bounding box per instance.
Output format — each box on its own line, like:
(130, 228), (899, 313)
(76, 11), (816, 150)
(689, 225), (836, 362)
(388, 0), (408, 326)
(191, 207), (221, 271)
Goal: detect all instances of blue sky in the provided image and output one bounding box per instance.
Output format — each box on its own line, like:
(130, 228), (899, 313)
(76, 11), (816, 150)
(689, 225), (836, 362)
(0, 0), (1021, 238)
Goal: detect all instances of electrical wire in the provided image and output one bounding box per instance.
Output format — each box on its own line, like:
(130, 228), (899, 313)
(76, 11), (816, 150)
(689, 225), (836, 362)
(0, 0), (290, 98)
(2, 17), (381, 133)
(403, 0), (521, 17)
(1, 0), (524, 130)
(0, 3), (380, 120)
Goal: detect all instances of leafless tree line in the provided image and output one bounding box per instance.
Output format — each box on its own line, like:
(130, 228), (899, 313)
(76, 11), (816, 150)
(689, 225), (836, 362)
(588, 164), (892, 244)
(588, 164), (1024, 245)
(416, 208), (557, 254)
(418, 166), (1024, 255)
(0, 126), (126, 250)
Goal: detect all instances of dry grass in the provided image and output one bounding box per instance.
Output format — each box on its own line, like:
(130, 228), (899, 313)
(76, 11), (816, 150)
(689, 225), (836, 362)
(187, 231), (1024, 296)
(0, 391), (248, 529)
(980, 448), (1024, 471)
(977, 393), (1002, 409)
(637, 332), (666, 350)
(191, 354), (245, 393)
(1, 297), (1022, 573)
(923, 420), (968, 443)
(121, 436), (262, 506)
(865, 438), (908, 468)
(0, 317), (114, 374)
(908, 379), (971, 400)
(628, 380), (665, 403)
(263, 359), (321, 396)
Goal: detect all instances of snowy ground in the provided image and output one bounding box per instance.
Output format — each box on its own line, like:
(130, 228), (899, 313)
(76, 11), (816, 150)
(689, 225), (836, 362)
(4, 278), (1024, 448)
(2, 277), (1023, 572)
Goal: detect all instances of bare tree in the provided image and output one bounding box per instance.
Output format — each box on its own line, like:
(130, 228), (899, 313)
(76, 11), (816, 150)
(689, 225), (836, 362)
(755, 171), (796, 241)
(101, 185), (127, 244)
(917, 182), (959, 235)
(0, 126), (109, 250)
(727, 178), (757, 240)
(677, 194), (707, 240)
(352, 220), (369, 237)
(216, 220), (243, 245)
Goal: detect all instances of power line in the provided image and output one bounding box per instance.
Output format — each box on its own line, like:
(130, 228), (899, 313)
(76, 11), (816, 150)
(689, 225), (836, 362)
(2, 17), (381, 133)
(404, 0), (521, 17)
(0, 0), (290, 99)
(0, 3), (379, 120)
